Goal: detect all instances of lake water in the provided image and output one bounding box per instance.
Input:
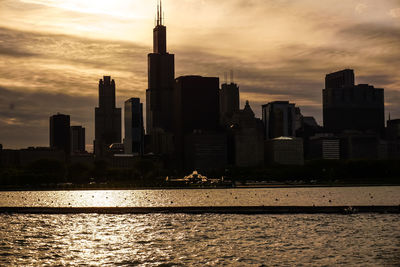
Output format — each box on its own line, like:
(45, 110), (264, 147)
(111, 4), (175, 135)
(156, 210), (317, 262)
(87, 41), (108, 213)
(1, 187), (399, 266)
(1, 186), (400, 207)
(0, 213), (399, 266)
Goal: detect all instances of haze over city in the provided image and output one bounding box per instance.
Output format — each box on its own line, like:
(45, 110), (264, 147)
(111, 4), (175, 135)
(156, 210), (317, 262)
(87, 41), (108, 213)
(0, 0), (399, 149)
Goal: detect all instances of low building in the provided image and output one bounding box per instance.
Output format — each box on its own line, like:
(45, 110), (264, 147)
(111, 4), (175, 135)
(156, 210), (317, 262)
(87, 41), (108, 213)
(308, 135), (340, 160)
(109, 154), (136, 169)
(339, 132), (382, 160)
(70, 153), (94, 166)
(0, 149), (20, 167)
(20, 147), (65, 166)
(184, 131), (227, 172)
(265, 137), (304, 165)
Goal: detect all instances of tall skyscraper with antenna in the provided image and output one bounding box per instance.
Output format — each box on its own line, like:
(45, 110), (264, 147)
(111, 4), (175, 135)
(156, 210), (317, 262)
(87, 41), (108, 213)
(146, 0), (175, 149)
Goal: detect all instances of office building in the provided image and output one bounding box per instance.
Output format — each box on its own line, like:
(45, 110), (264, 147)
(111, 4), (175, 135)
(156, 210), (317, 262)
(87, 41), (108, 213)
(220, 82), (239, 126)
(228, 101), (264, 167)
(265, 137), (304, 165)
(174, 76), (220, 134)
(262, 101), (296, 139)
(174, 75), (220, 169)
(50, 113), (70, 154)
(308, 135), (341, 160)
(124, 98), (144, 156)
(70, 126), (85, 154)
(184, 132), (227, 172)
(146, 2), (175, 137)
(94, 76), (122, 157)
(323, 69), (384, 134)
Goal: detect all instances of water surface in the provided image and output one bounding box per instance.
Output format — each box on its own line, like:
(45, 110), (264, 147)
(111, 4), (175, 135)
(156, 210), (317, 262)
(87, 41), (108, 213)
(1, 186), (399, 207)
(0, 213), (399, 266)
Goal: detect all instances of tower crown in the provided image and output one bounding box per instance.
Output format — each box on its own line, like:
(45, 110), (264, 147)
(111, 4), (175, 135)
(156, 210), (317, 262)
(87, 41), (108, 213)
(153, 0), (167, 54)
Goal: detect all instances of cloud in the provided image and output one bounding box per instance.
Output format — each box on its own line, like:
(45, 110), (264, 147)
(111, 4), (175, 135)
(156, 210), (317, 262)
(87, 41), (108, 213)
(0, 85), (96, 148)
(1, 0), (400, 148)
(389, 8), (400, 18)
(355, 3), (368, 14)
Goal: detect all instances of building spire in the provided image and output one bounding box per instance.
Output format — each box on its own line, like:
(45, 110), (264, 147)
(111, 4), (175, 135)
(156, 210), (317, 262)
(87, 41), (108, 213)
(156, 0), (164, 26)
(160, 0), (163, 25)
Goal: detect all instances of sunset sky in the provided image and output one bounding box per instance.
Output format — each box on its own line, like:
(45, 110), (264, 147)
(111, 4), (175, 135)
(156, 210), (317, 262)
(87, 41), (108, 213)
(0, 0), (399, 149)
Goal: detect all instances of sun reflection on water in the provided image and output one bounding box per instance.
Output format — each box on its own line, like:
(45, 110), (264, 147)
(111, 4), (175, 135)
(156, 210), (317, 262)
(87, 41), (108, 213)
(0, 187), (399, 208)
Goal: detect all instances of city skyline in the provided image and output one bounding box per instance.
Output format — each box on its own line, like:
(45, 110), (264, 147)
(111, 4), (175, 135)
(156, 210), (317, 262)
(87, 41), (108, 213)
(0, 0), (399, 149)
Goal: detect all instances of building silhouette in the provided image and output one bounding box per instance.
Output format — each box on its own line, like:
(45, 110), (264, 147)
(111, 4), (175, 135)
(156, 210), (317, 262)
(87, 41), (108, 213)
(386, 119), (400, 141)
(262, 101), (297, 139)
(174, 76), (220, 134)
(94, 76), (121, 157)
(227, 101), (264, 167)
(124, 98), (144, 156)
(386, 119), (400, 159)
(173, 75), (221, 169)
(220, 82), (239, 126)
(323, 69), (384, 134)
(70, 126), (85, 154)
(146, 2), (175, 153)
(265, 137), (304, 165)
(50, 113), (70, 154)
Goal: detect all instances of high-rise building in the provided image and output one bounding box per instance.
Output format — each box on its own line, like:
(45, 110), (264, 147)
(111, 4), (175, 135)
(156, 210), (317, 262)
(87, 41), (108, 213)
(323, 69), (384, 134)
(124, 98), (144, 156)
(262, 101), (296, 139)
(50, 113), (70, 154)
(173, 75), (221, 168)
(174, 76), (220, 135)
(325, 69), (355, 89)
(146, 1), (175, 136)
(94, 76), (122, 157)
(70, 126), (85, 154)
(220, 82), (239, 126)
(228, 101), (264, 167)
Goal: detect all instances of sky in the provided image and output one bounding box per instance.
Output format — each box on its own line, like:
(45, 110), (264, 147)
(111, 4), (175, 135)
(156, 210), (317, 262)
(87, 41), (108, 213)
(0, 0), (399, 149)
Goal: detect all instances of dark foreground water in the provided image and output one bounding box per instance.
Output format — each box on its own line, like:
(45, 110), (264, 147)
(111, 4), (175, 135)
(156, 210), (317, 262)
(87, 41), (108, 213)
(1, 187), (399, 266)
(1, 213), (399, 266)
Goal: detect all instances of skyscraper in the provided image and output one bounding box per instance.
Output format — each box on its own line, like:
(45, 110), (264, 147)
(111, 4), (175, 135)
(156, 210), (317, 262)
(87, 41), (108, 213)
(124, 98), (144, 156)
(146, 1), (175, 136)
(220, 82), (239, 126)
(323, 69), (384, 134)
(174, 76), (220, 135)
(174, 75), (221, 169)
(50, 113), (70, 154)
(70, 126), (85, 154)
(262, 101), (296, 139)
(94, 76), (121, 157)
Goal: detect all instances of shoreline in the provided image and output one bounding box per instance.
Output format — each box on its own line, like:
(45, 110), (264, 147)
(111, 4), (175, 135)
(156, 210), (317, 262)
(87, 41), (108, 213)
(1, 206), (399, 214)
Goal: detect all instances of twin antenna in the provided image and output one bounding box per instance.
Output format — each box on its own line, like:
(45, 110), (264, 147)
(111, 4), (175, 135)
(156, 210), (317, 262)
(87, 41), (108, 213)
(224, 70), (235, 84)
(155, 0), (164, 26)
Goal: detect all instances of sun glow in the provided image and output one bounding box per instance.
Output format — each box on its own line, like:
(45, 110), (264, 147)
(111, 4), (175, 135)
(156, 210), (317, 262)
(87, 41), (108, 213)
(20, 0), (151, 19)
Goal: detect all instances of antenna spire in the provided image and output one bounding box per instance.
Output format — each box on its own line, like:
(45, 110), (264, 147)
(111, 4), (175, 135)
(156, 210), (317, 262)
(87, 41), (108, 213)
(160, 0), (163, 25)
(156, 0), (164, 26)
(156, 2), (159, 25)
